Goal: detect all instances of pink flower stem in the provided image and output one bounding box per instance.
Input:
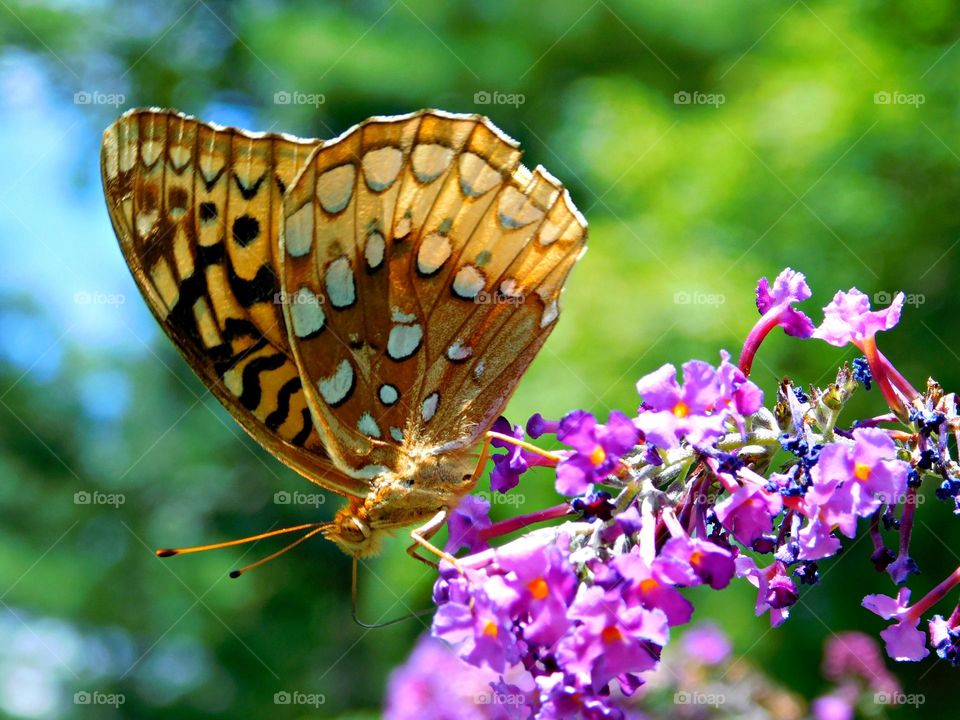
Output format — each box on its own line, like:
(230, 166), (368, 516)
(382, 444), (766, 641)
(858, 337), (909, 422)
(948, 603), (960, 627)
(896, 487), (918, 561)
(661, 506), (687, 539)
(478, 503), (572, 542)
(869, 508), (888, 557)
(854, 413), (900, 428)
(877, 350), (920, 403)
(738, 305), (786, 376)
(908, 565), (960, 619)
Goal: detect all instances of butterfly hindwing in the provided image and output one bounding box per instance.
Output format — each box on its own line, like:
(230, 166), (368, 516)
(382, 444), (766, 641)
(101, 108), (368, 497)
(280, 110), (587, 476)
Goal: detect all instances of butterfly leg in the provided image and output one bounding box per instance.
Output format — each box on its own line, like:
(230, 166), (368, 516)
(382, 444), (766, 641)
(407, 509), (462, 571)
(484, 430), (563, 464)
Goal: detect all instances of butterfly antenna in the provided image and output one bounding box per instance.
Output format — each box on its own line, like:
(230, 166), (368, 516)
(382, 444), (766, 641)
(228, 525), (328, 578)
(156, 523), (323, 558)
(350, 557), (434, 629)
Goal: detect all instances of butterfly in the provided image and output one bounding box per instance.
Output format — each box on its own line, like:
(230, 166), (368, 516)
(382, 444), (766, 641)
(101, 107), (587, 568)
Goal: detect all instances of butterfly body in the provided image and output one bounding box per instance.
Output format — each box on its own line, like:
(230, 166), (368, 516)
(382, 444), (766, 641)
(325, 450), (477, 557)
(102, 107), (586, 560)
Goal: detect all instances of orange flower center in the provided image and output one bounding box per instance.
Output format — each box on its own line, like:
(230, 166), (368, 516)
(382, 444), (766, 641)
(527, 577), (549, 600)
(673, 400), (690, 418)
(640, 578), (660, 593)
(482, 621), (499, 638)
(690, 550), (704, 568)
(589, 445), (606, 466)
(601, 626), (624, 644)
(854, 462), (871, 481)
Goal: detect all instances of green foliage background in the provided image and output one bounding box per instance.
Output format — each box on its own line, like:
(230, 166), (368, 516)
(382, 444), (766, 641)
(1, 1), (959, 717)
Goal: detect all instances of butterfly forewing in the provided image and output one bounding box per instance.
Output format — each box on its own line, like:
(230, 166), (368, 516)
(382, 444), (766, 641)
(101, 109), (368, 498)
(280, 110), (587, 478)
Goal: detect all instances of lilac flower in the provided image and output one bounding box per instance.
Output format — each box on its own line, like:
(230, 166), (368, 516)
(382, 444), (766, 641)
(929, 615), (960, 666)
(489, 417), (555, 493)
(862, 588), (929, 661)
(714, 483), (783, 546)
(797, 513), (842, 561)
(610, 548), (694, 627)
(535, 673), (623, 720)
(497, 538), (577, 645)
(736, 557), (795, 626)
(813, 289), (910, 417)
(813, 289), (904, 348)
(553, 410), (638, 496)
(811, 692), (854, 720)
(635, 356), (761, 449)
(556, 584), (668, 691)
(805, 429), (909, 537)
(433, 571), (521, 672)
(384, 635), (506, 720)
(739, 268), (816, 374)
(446, 495), (493, 555)
(658, 536), (735, 590)
(822, 631), (901, 695)
(679, 623), (731, 665)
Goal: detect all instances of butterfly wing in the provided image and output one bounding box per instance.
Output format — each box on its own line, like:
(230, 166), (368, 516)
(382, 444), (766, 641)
(101, 108), (368, 498)
(280, 109), (587, 476)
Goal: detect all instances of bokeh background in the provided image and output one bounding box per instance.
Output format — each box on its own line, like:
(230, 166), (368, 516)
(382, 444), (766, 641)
(1, 0), (959, 717)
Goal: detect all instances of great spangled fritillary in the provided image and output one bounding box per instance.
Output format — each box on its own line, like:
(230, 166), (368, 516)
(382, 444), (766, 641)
(101, 108), (587, 560)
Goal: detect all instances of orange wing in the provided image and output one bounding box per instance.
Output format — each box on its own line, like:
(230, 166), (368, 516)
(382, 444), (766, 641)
(279, 110), (587, 477)
(101, 108), (368, 498)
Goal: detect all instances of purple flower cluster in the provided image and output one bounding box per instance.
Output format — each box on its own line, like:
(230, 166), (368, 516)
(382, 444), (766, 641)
(410, 268), (960, 718)
(432, 504), (735, 718)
